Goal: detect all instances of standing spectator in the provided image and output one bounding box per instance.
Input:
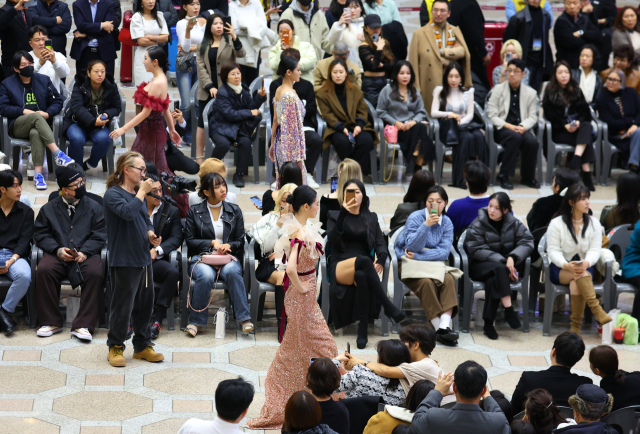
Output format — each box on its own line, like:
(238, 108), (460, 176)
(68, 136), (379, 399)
(505, 0), (553, 25)
(269, 20), (317, 83)
(554, 0), (602, 70)
(200, 0), (228, 15)
(328, 0), (365, 68)
(0, 0), (31, 79)
(314, 42), (362, 91)
(555, 385), (614, 434)
(130, 0), (170, 87)
(0, 170), (33, 336)
(111, 0), (122, 52)
(446, 160), (491, 235)
(523, 389), (570, 434)
(70, 0), (118, 75)
(573, 45), (602, 105)
(409, 0), (471, 112)
(600, 45), (640, 98)
(493, 40), (531, 87)
(591, 0), (616, 30)
(389, 170), (435, 234)
(27, 0), (71, 55)
(486, 58), (540, 190)
(359, 14), (394, 107)
(612, 7), (640, 61)
(28, 26), (70, 92)
(362, 0), (399, 25)
(589, 345), (640, 412)
(503, 0), (553, 92)
(526, 168), (580, 233)
(620, 218), (640, 321)
(325, 0), (347, 30)
(34, 165), (106, 342)
(306, 358), (350, 434)
(279, 0), (332, 62)
(157, 0), (178, 44)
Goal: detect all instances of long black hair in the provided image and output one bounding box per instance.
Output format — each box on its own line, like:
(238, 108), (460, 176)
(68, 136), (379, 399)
(329, 0), (346, 20)
(390, 60), (417, 103)
(403, 169), (435, 205)
(285, 185), (317, 213)
(376, 339), (411, 392)
(439, 62), (467, 111)
(199, 13), (229, 57)
(553, 183), (591, 243)
(615, 172), (640, 226)
(544, 60), (581, 107)
(278, 161), (304, 187)
(136, 0), (163, 29)
(342, 179), (375, 247)
(146, 45), (169, 73)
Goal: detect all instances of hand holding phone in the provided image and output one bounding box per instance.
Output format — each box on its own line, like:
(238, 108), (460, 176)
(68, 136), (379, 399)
(330, 176), (338, 193)
(282, 29), (291, 46)
(250, 196), (263, 210)
(101, 114), (108, 120)
(174, 100), (180, 112)
(347, 342), (350, 354)
(67, 248), (79, 259)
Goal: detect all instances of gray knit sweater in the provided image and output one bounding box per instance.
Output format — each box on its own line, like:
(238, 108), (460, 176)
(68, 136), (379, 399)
(376, 84), (427, 125)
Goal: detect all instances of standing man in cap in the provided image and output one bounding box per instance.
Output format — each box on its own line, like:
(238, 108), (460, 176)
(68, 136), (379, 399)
(555, 385), (614, 434)
(313, 42), (362, 92)
(34, 165), (106, 341)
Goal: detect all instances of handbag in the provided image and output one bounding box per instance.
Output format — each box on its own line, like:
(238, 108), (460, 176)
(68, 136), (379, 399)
(186, 251), (238, 312)
(67, 261), (85, 289)
(439, 118), (460, 147)
(117, 28), (139, 46)
(237, 113), (263, 142)
(176, 51), (195, 71)
(384, 124), (398, 143)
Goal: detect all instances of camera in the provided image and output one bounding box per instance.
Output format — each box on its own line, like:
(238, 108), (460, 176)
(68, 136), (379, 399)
(160, 172), (197, 195)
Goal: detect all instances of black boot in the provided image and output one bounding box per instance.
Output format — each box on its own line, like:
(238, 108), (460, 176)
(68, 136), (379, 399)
(275, 285), (284, 343)
(569, 154), (582, 170)
(357, 320), (368, 349)
(0, 306), (16, 335)
(354, 269), (371, 348)
(483, 322), (498, 340)
(581, 171), (596, 191)
(504, 306), (521, 329)
(354, 256), (407, 326)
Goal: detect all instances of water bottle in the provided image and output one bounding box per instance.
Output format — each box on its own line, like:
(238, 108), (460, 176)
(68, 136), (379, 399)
(215, 308), (228, 339)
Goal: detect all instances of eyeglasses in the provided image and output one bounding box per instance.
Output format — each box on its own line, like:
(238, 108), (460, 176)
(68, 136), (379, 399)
(150, 188), (163, 195)
(129, 166), (146, 174)
(606, 77), (621, 83)
(506, 69), (522, 74)
(67, 179), (86, 189)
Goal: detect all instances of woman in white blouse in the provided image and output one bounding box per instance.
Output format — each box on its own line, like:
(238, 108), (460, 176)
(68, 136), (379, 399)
(431, 62), (488, 189)
(328, 0), (366, 68)
(546, 183), (612, 335)
(130, 0), (170, 87)
(175, 0), (207, 146)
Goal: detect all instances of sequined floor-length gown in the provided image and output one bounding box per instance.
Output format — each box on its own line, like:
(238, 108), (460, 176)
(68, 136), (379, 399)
(246, 216), (342, 430)
(274, 91), (307, 187)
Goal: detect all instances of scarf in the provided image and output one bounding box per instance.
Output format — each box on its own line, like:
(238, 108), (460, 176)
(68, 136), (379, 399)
(579, 66), (597, 104)
(227, 82), (243, 94)
(291, 0), (313, 25)
(431, 21), (456, 55)
(63, 196), (79, 218)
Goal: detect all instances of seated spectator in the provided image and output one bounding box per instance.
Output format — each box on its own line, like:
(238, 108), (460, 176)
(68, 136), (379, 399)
(328, 0), (366, 68)
(589, 345), (640, 411)
(0, 164), (32, 207)
(600, 45), (640, 98)
(207, 61), (266, 188)
(389, 169), (435, 235)
(409, 361), (510, 434)
(595, 70), (640, 174)
(62, 60), (122, 171)
(270, 48), (322, 188)
(464, 192), (534, 339)
(526, 168), (580, 233)
(511, 331), (592, 412)
(523, 389), (571, 434)
(334, 339), (411, 406)
(145, 174), (184, 339)
(546, 184), (612, 333)
(28, 25), (70, 92)
(34, 165), (105, 341)
(554, 0), (602, 70)
(269, 19), (317, 83)
(612, 7), (640, 61)
(600, 173), (640, 231)
(314, 42), (362, 92)
(620, 219), (640, 321)
(26, 0), (72, 56)
(487, 390), (514, 424)
(46, 164), (103, 205)
(317, 59), (378, 176)
(543, 61), (596, 191)
(178, 377), (254, 434)
(283, 391), (338, 434)
(512, 420), (536, 434)
(306, 357), (350, 434)
(359, 14), (394, 107)
(573, 45), (602, 106)
(554, 385), (614, 434)
(188, 158), (238, 207)
(377, 60), (432, 175)
(165, 107), (200, 175)
(0, 51), (73, 190)
(363, 379), (435, 434)
(446, 160), (491, 236)
(320, 158), (362, 229)
(432, 62), (489, 189)
(394, 186), (459, 346)
(184, 172), (253, 336)
(487, 58), (540, 190)
(0, 170), (34, 335)
(262, 161), (304, 215)
(493, 39), (531, 87)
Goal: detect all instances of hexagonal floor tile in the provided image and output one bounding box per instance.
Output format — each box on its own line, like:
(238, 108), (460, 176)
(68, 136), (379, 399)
(431, 347), (492, 372)
(144, 368), (236, 395)
(59, 343), (148, 370)
(471, 327), (555, 352)
(142, 418), (194, 434)
(0, 326), (71, 346)
(488, 371), (524, 396)
(246, 392), (265, 419)
(229, 346), (278, 371)
(0, 367), (66, 394)
(154, 328), (237, 348)
(53, 391), (152, 421)
(0, 417), (59, 434)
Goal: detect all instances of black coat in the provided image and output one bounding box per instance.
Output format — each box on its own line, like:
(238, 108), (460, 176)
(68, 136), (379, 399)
(464, 208), (534, 265)
(150, 201), (184, 257)
(62, 73), (122, 135)
(419, 1), (429, 27)
(382, 21), (408, 62)
(389, 201), (421, 234)
(572, 69), (603, 105)
(27, 0), (72, 54)
(503, 5), (554, 74)
(510, 365), (592, 412)
(184, 200), (245, 261)
(599, 371), (640, 412)
(592, 0), (617, 29)
(448, 0), (488, 85)
(48, 190), (103, 206)
(34, 195), (107, 259)
(543, 87), (592, 133)
(554, 12), (602, 70)
(270, 77), (318, 131)
(208, 83), (265, 142)
(0, 1), (32, 66)
(595, 87), (640, 146)
(526, 194), (563, 234)
(70, 0), (117, 63)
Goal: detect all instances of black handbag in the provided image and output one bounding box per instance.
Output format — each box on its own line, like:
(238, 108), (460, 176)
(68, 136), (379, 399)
(439, 118), (460, 147)
(67, 261), (85, 289)
(237, 113), (263, 142)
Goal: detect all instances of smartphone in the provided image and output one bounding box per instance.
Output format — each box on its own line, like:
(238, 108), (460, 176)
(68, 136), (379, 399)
(347, 342), (350, 354)
(371, 33), (379, 43)
(569, 120), (577, 128)
(514, 270), (519, 280)
(189, 17), (197, 24)
(45, 39), (53, 50)
(430, 209), (438, 215)
(24, 0), (37, 7)
(348, 131), (356, 144)
(222, 16), (232, 33)
(282, 29), (290, 46)
(67, 248), (79, 259)
(310, 357), (317, 365)
(574, 260), (584, 265)
(261, 75), (264, 89)
(101, 114), (108, 120)
(505, 52), (513, 62)
(330, 176), (338, 193)
(345, 188), (356, 205)
(174, 100), (180, 111)
(250, 195), (263, 209)
(343, 7), (351, 16)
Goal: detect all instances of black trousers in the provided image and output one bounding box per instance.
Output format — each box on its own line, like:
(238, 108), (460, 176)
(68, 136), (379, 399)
(331, 131), (374, 175)
(152, 259), (180, 307)
(362, 76), (386, 107)
(305, 130), (322, 173)
(107, 266), (153, 352)
(552, 123), (596, 164)
(527, 64), (545, 93)
(166, 149), (200, 175)
(621, 275), (640, 320)
(210, 131), (252, 175)
(469, 260), (522, 321)
(76, 47), (115, 76)
(240, 57), (261, 87)
(495, 128), (539, 180)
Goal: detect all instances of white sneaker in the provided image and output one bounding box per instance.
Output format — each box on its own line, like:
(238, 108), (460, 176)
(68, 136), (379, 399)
(71, 328), (92, 341)
(37, 326), (63, 337)
(306, 173), (319, 189)
(271, 181), (277, 190)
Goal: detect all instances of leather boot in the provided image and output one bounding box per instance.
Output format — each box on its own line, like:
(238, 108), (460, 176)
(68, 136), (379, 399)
(570, 294), (586, 335)
(575, 276), (612, 325)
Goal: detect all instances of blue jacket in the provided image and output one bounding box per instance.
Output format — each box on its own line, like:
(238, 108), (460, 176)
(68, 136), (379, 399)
(0, 73), (64, 131)
(395, 209), (454, 262)
(27, 0), (72, 54)
(622, 219), (640, 279)
(70, 0), (117, 63)
(208, 83), (266, 141)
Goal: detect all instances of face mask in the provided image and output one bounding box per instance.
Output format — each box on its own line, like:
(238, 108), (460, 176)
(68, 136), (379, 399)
(73, 185), (87, 200)
(299, 0), (312, 7)
(19, 65), (34, 78)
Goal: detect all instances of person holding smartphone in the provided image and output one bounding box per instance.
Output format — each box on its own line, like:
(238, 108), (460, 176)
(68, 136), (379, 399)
(0, 0), (32, 80)
(28, 25), (70, 91)
(358, 14), (394, 107)
(492, 39), (530, 86)
(269, 19), (317, 83)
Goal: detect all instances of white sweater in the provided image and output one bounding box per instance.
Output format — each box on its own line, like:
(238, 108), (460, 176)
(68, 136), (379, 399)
(546, 215), (602, 269)
(30, 50), (70, 92)
(228, 0), (277, 68)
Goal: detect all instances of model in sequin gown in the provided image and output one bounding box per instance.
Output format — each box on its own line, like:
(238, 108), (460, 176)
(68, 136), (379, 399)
(273, 91), (307, 187)
(246, 215), (341, 430)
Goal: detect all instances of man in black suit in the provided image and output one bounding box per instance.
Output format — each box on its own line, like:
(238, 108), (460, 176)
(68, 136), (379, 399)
(70, 0), (117, 76)
(511, 332), (593, 412)
(0, 0), (32, 79)
(145, 174), (184, 339)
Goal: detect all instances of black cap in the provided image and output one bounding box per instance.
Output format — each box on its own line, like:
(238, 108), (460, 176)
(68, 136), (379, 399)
(364, 14), (382, 28)
(55, 165), (82, 189)
(575, 384), (608, 404)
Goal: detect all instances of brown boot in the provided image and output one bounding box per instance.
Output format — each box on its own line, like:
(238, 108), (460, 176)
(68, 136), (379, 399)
(133, 346), (164, 362)
(108, 345), (126, 367)
(575, 276), (612, 325)
(570, 294), (586, 335)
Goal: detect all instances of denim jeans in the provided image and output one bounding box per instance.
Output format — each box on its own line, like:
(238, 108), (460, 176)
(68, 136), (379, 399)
(0, 249), (31, 313)
(176, 63), (197, 144)
(66, 124), (112, 168)
(188, 257), (250, 326)
(629, 131), (640, 167)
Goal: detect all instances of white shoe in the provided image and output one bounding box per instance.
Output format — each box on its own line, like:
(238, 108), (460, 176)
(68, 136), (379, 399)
(71, 328), (92, 341)
(0, 151), (5, 160)
(306, 173), (319, 189)
(271, 181), (277, 190)
(37, 326), (63, 337)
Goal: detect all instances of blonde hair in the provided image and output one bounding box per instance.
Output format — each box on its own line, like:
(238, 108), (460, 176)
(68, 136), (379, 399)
(106, 151), (144, 189)
(337, 159), (363, 205)
(272, 183), (298, 214)
(501, 39), (523, 61)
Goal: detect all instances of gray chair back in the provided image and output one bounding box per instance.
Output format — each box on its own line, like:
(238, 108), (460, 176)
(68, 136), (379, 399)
(601, 405), (640, 434)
